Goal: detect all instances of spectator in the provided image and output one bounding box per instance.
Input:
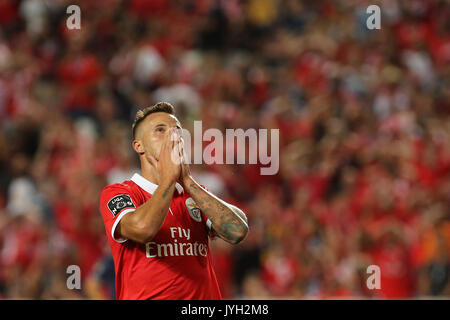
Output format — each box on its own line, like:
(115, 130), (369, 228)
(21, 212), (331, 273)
(0, 0), (448, 299)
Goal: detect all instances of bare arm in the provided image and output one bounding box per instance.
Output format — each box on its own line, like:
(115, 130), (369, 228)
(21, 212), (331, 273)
(183, 177), (248, 244)
(116, 181), (175, 243)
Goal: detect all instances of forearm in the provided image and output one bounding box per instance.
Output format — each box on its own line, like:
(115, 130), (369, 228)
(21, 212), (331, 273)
(184, 177), (248, 244)
(119, 180), (176, 243)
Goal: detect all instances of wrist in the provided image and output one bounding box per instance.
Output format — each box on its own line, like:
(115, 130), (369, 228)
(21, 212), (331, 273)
(160, 176), (177, 187)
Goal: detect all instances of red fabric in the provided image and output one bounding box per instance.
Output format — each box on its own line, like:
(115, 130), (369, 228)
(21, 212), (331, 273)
(99, 176), (222, 300)
(261, 253), (298, 296)
(53, 200), (103, 277)
(294, 51), (331, 94)
(128, 0), (168, 19)
(394, 21), (429, 50)
(0, 0), (18, 25)
(211, 250), (233, 299)
(58, 54), (102, 110)
(370, 242), (414, 299)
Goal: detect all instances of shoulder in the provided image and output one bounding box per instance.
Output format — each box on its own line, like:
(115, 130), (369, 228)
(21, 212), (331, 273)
(100, 181), (139, 217)
(102, 180), (135, 192)
(100, 180), (137, 201)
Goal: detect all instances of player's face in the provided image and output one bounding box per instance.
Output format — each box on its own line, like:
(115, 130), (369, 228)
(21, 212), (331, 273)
(139, 112), (182, 162)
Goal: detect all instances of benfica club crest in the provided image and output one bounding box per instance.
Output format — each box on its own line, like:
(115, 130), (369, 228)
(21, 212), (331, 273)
(185, 197), (202, 222)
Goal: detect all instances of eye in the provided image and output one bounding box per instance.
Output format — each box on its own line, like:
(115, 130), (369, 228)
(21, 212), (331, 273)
(156, 127), (165, 133)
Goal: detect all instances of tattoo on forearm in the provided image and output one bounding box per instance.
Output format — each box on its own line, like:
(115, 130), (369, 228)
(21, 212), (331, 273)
(162, 184), (172, 199)
(189, 183), (247, 243)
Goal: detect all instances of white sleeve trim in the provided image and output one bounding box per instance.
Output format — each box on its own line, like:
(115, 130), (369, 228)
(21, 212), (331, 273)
(206, 218), (212, 231)
(111, 208), (135, 243)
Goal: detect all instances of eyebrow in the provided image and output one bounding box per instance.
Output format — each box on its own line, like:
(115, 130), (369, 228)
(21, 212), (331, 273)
(153, 123), (181, 129)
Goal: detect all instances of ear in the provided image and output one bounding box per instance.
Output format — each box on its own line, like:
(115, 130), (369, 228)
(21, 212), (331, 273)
(132, 139), (145, 155)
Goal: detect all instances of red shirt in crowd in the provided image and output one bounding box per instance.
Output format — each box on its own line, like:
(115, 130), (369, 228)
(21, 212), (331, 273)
(99, 173), (222, 300)
(370, 240), (415, 299)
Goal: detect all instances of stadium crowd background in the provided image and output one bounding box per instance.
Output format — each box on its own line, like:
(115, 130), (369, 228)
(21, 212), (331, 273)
(0, 0), (449, 299)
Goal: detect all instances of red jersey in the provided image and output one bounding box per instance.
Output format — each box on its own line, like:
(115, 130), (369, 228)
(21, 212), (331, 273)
(99, 173), (222, 300)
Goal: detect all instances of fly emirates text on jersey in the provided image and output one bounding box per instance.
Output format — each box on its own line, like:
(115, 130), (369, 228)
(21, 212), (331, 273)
(145, 227), (208, 258)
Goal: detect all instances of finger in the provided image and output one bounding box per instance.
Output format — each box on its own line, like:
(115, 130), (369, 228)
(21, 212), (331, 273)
(179, 138), (186, 163)
(171, 128), (180, 149)
(149, 155), (158, 168)
(178, 133), (187, 159)
(171, 128), (179, 162)
(169, 129), (181, 165)
(175, 138), (183, 165)
(165, 127), (174, 147)
(161, 127), (173, 156)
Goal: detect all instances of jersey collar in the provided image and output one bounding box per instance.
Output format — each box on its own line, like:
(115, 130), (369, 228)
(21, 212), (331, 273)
(131, 173), (184, 195)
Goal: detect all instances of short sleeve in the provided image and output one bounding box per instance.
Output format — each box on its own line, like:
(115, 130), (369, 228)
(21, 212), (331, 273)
(100, 185), (137, 243)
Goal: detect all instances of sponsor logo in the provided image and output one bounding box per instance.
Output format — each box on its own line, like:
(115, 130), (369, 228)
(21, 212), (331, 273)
(185, 197), (202, 222)
(107, 194), (135, 216)
(145, 227), (208, 258)
(145, 240), (208, 258)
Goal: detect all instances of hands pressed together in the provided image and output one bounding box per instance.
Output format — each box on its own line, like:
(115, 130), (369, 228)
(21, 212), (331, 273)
(144, 127), (248, 245)
(149, 127), (192, 188)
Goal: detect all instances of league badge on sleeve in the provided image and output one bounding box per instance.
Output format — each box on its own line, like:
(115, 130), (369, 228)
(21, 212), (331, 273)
(107, 194), (135, 217)
(185, 197), (202, 222)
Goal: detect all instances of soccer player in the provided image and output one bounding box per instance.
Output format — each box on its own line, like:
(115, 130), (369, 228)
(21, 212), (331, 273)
(99, 102), (248, 299)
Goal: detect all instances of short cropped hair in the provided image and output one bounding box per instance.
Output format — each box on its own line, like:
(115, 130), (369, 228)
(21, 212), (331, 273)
(132, 102), (175, 139)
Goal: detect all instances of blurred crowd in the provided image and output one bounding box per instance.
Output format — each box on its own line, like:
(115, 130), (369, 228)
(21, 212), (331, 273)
(0, 0), (449, 299)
